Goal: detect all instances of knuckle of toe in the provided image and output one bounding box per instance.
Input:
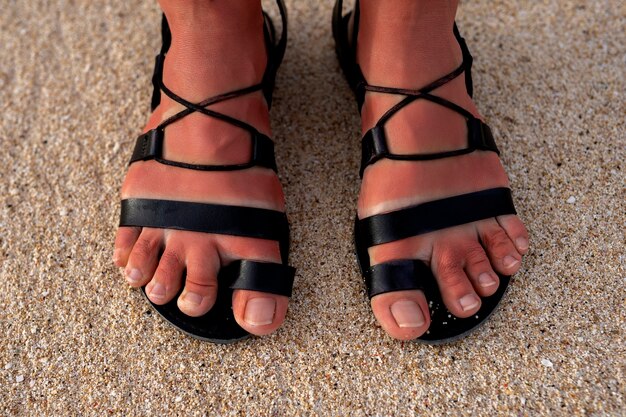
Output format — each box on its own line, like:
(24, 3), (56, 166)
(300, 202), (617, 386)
(160, 250), (182, 270)
(436, 253), (462, 276)
(465, 246), (488, 268)
(484, 229), (510, 252)
(133, 238), (156, 259)
(186, 273), (217, 290)
(439, 271), (465, 289)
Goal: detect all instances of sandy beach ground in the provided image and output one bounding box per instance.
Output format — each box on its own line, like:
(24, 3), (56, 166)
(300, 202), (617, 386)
(0, 0), (624, 415)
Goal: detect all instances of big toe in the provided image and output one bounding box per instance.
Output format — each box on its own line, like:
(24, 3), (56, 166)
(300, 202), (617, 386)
(232, 290), (289, 336)
(370, 290), (431, 341)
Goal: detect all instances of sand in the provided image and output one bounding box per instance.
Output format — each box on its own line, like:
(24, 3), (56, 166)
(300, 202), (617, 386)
(0, 0), (624, 415)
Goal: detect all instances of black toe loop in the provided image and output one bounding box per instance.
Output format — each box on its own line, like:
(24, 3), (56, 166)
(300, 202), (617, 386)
(229, 260), (296, 297)
(366, 260), (430, 298)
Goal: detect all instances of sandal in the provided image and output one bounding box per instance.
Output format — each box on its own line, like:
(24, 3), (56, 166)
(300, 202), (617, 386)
(119, 0), (295, 343)
(333, 0), (518, 343)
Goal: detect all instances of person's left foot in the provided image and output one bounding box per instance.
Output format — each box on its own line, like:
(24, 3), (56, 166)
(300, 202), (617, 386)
(354, 0), (530, 340)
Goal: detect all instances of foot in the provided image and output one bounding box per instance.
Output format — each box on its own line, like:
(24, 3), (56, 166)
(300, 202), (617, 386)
(356, 0), (529, 340)
(113, 0), (288, 336)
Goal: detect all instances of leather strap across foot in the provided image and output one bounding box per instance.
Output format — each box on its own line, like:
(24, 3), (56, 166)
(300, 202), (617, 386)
(120, 0), (294, 343)
(333, 0), (517, 343)
(120, 198), (295, 342)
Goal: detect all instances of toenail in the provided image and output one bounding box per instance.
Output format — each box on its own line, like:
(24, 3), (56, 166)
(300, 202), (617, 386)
(515, 237), (529, 251)
(126, 268), (142, 284)
(113, 249), (121, 263)
(478, 273), (497, 288)
(390, 300), (425, 328)
(149, 283), (166, 299)
(503, 255), (520, 269)
(459, 294), (480, 311)
(244, 298), (276, 326)
(181, 291), (203, 306)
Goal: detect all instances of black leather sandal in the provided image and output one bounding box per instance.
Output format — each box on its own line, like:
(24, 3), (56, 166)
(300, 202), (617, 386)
(333, 0), (518, 343)
(119, 0), (295, 344)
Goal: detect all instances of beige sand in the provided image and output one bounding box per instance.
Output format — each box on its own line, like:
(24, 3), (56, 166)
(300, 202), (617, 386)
(0, 0), (624, 415)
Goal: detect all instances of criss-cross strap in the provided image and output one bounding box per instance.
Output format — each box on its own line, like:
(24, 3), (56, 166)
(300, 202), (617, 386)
(357, 62), (499, 177)
(130, 0), (288, 173)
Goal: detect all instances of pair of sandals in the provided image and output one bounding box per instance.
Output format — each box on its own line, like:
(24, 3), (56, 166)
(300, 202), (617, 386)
(120, 0), (518, 344)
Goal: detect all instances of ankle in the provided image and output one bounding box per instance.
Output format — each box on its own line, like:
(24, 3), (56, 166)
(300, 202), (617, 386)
(357, 0), (462, 88)
(159, 0), (268, 102)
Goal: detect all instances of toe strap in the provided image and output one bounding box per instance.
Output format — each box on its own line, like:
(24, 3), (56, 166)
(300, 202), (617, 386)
(366, 260), (430, 298)
(228, 260), (295, 297)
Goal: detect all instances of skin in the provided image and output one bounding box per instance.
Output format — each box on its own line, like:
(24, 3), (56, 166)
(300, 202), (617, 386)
(113, 0), (529, 341)
(114, 0), (289, 336)
(357, 0), (529, 340)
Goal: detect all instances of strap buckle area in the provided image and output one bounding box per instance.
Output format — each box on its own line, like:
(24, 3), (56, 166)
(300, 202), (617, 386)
(251, 133), (278, 172)
(467, 119), (500, 154)
(129, 129), (164, 164)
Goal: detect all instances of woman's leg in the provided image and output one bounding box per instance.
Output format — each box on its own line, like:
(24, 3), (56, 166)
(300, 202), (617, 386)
(114, 0), (289, 335)
(356, 0), (529, 340)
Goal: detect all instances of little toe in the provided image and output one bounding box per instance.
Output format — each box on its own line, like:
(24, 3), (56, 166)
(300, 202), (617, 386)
(463, 242), (500, 297)
(432, 246), (482, 318)
(497, 214), (530, 255)
(176, 247), (220, 317)
(476, 219), (522, 275)
(145, 245), (185, 305)
(124, 228), (162, 287)
(113, 227), (140, 267)
(232, 290), (289, 336)
(370, 290), (430, 341)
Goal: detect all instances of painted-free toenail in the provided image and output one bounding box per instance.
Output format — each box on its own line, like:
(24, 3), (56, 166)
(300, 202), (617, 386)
(459, 294), (480, 311)
(149, 283), (166, 299)
(126, 268), (142, 284)
(181, 291), (203, 306)
(515, 237), (529, 251)
(244, 298), (276, 326)
(478, 273), (497, 287)
(390, 300), (425, 328)
(503, 255), (520, 269)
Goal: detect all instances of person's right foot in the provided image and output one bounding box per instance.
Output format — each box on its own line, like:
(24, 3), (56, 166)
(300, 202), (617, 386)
(113, 0), (290, 335)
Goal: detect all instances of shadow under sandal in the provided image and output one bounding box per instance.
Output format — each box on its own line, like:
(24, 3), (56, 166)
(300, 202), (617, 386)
(333, 0), (518, 343)
(119, 0), (295, 343)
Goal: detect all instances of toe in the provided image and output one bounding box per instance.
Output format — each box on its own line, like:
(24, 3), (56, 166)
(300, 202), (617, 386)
(432, 245), (482, 318)
(232, 290), (289, 336)
(176, 244), (220, 317)
(145, 244), (185, 305)
(113, 227), (140, 267)
(463, 242), (500, 297)
(497, 214), (530, 255)
(224, 235), (288, 336)
(124, 228), (162, 287)
(370, 290), (430, 341)
(476, 219), (522, 275)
